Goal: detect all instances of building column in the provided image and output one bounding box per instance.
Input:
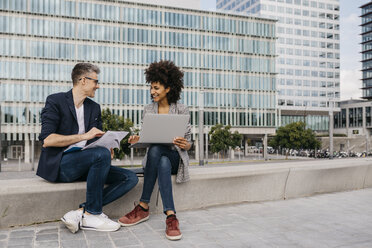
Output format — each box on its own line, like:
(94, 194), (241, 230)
(363, 107), (369, 152)
(205, 132), (208, 164)
(346, 108), (349, 136)
(263, 133), (268, 161)
(194, 137), (199, 162)
(24, 138), (30, 163)
(329, 102), (334, 159)
(244, 137), (248, 157)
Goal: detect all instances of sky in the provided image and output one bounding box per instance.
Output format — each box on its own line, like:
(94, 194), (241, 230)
(200, 0), (366, 101)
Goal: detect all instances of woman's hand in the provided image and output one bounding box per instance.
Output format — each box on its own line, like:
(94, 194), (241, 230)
(128, 135), (140, 144)
(173, 137), (191, 150)
(110, 148), (114, 160)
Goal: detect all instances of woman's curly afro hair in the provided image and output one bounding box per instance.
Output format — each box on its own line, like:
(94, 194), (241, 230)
(145, 60), (184, 104)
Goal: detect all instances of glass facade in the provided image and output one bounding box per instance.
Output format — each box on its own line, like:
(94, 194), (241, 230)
(281, 115), (329, 131)
(0, 0), (276, 142)
(334, 101), (372, 137)
(361, 2), (372, 99)
(217, 0), (340, 131)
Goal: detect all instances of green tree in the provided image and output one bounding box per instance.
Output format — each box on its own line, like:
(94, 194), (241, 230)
(209, 124), (242, 158)
(269, 121), (321, 158)
(101, 108), (134, 159)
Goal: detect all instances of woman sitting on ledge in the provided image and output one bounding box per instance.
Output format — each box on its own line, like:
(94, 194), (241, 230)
(118, 60), (192, 241)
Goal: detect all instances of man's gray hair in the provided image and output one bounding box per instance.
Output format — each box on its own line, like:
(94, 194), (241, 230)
(71, 63), (100, 85)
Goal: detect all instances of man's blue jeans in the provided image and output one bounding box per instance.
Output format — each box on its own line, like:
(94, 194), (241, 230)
(140, 145), (180, 213)
(58, 147), (138, 215)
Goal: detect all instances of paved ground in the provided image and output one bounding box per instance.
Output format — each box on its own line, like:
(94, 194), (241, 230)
(1, 188), (372, 248)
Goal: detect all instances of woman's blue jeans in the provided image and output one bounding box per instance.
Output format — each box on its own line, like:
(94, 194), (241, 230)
(58, 147), (138, 215)
(140, 145), (180, 213)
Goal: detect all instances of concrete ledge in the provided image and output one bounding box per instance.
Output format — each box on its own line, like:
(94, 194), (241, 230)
(1, 158), (372, 228)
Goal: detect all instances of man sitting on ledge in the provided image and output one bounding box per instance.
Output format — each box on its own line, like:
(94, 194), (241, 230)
(37, 63), (138, 233)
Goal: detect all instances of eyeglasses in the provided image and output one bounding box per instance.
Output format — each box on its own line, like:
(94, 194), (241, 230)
(80, 76), (99, 85)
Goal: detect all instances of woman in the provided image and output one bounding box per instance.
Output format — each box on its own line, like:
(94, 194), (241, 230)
(118, 60), (191, 241)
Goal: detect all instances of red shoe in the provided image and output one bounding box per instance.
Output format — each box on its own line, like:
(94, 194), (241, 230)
(165, 215), (182, 241)
(118, 204), (149, 227)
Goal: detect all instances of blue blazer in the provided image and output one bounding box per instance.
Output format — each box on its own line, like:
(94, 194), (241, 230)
(37, 89), (102, 182)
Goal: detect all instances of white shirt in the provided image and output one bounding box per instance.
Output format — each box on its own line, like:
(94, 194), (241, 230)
(65, 105), (87, 151)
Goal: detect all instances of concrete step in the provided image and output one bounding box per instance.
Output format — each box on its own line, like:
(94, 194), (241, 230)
(1, 158), (372, 229)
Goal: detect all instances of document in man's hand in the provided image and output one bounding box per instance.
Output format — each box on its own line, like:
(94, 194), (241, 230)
(82, 131), (129, 151)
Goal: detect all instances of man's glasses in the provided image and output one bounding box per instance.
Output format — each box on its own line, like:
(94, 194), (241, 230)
(80, 76), (99, 85)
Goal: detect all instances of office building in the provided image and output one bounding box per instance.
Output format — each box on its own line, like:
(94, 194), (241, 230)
(217, 0), (340, 131)
(0, 0), (276, 162)
(361, 1), (372, 99)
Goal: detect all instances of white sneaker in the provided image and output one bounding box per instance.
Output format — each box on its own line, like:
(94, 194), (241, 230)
(61, 209), (83, 234)
(80, 212), (120, 232)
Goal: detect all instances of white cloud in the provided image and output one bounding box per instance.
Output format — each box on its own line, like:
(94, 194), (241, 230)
(340, 69), (362, 100)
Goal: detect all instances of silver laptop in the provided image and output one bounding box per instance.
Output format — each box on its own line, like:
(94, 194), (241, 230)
(130, 114), (189, 148)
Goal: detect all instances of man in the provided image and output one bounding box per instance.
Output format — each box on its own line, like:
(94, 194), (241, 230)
(37, 63), (138, 233)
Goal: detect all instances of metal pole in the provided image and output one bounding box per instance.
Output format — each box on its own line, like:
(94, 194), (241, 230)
(198, 90), (204, 166)
(130, 148), (133, 167)
(329, 100), (334, 159)
(0, 81), (2, 173)
(31, 134), (35, 171)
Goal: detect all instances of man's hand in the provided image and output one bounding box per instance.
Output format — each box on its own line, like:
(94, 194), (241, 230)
(128, 135), (140, 144)
(173, 137), (191, 150)
(82, 127), (105, 140)
(43, 127), (105, 148)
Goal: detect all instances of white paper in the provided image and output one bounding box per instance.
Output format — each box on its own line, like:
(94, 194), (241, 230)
(82, 131), (129, 151)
